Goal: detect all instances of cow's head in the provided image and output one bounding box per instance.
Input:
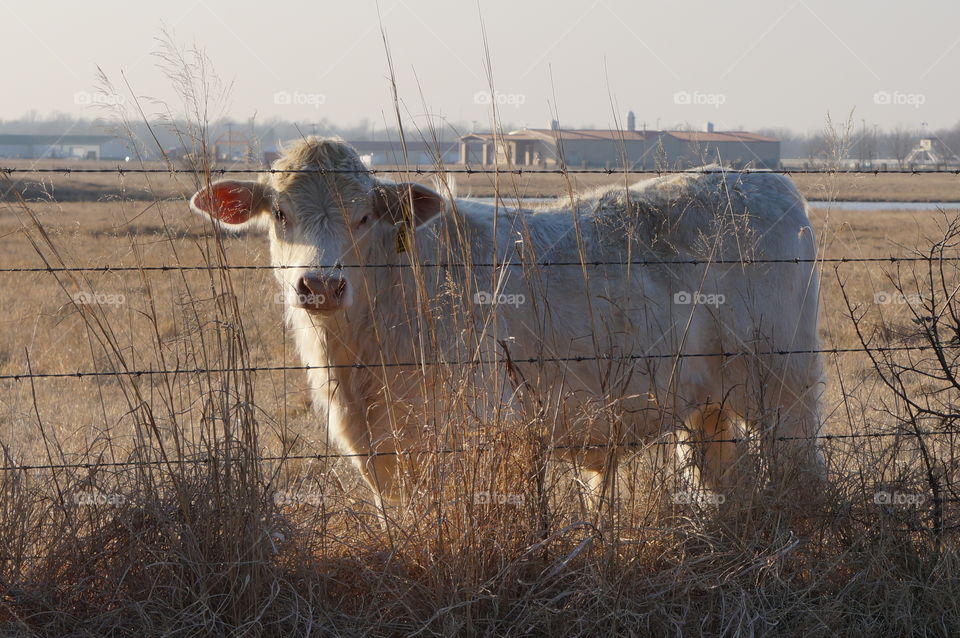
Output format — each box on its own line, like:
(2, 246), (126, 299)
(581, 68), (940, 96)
(189, 137), (444, 316)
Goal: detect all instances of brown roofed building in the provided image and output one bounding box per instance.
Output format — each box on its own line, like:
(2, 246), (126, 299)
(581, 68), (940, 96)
(459, 119), (779, 170)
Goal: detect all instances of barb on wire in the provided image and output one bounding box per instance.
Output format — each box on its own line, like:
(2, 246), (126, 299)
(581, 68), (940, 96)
(0, 344), (939, 383)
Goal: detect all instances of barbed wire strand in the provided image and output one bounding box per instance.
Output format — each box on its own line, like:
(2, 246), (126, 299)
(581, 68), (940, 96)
(1, 255), (959, 274)
(3, 166), (960, 176)
(0, 344), (941, 382)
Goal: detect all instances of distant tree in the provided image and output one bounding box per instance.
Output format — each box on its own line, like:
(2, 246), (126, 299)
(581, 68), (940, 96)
(936, 122), (960, 163)
(889, 125), (913, 170)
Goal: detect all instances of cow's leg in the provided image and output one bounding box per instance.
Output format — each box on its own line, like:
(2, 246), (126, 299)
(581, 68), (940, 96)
(355, 453), (405, 509)
(678, 405), (744, 495)
(571, 449), (614, 510)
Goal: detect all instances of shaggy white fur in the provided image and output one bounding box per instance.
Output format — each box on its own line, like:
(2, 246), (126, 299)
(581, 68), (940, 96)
(190, 137), (825, 505)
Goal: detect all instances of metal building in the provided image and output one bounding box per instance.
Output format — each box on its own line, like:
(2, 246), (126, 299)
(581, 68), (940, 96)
(0, 134), (120, 159)
(460, 120), (779, 170)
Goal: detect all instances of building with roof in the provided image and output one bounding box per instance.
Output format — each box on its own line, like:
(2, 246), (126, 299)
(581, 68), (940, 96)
(658, 128), (780, 169)
(460, 118), (780, 170)
(461, 127), (654, 168)
(0, 134), (129, 160)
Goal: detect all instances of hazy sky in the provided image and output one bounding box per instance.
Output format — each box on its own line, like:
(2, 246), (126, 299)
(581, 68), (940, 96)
(4, 0), (959, 132)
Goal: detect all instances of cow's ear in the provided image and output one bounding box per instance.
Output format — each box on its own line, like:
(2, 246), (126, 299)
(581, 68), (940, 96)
(190, 180), (273, 227)
(371, 182), (444, 228)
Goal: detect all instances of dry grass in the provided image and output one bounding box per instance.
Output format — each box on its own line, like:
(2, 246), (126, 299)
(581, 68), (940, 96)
(0, 158), (958, 636)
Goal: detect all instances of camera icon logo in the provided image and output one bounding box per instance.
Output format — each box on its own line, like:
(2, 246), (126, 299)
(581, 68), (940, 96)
(474, 91), (493, 105)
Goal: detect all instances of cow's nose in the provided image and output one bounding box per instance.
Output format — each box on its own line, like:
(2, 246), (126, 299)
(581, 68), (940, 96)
(293, 272), (348, 313)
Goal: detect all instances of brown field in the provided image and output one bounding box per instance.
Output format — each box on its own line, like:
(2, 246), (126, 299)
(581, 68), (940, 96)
(3, 158), (960, 202)
(453, 168), (960, 202)
(0, 168), (958, 635)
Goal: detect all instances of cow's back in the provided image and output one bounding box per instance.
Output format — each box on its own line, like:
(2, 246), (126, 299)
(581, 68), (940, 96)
(466, 170), (820, 441)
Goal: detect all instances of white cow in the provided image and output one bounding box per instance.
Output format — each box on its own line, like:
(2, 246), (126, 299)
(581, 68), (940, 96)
(190, 137), (825, 506)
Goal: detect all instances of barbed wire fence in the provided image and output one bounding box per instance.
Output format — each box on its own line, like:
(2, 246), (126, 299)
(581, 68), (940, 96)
(0, 345), (941, 382)
(3, 166), (960, 175)
(0, 163), (957, 519)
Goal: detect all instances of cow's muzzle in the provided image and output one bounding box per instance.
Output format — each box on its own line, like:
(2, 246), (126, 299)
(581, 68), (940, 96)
(293, 271), (348, 314)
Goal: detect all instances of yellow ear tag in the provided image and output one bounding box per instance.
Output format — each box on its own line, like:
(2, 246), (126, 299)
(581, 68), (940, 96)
(395, 225), (409, 253)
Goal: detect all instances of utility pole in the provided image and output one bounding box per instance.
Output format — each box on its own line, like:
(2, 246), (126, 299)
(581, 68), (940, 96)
(857, 119), (867, 168)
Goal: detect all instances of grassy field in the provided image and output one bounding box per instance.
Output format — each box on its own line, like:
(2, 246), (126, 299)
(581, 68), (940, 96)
(3, 158), (960, 201)
(0, 169), (958, 635)
(453, 168), (960, 202)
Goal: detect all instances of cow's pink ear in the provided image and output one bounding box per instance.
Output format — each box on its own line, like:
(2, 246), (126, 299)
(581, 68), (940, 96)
(372, 182), (444, 227)
(190, 180), (272, 226)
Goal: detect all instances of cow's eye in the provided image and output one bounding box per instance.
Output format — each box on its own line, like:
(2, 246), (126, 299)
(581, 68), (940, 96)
(273, 207), (286, 223)
(357, 215), (369, 226)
